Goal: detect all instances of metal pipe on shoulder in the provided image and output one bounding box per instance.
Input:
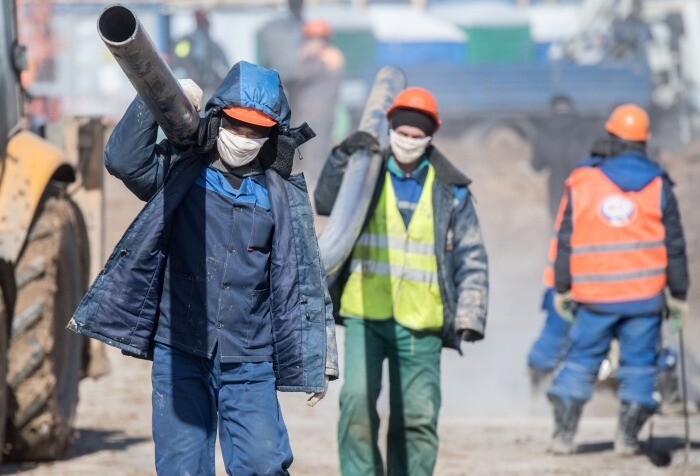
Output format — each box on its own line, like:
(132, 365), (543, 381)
(98, 5), (199, 147)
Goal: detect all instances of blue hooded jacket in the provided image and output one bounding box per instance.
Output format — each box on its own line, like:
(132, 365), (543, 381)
(68, 62), (339, 392)
(554, 151), (689, 314)
(578, 151), (665, 194)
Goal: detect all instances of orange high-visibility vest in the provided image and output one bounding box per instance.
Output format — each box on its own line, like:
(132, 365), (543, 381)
(568, 167), (667, 303)
(542, 194), (569, 287)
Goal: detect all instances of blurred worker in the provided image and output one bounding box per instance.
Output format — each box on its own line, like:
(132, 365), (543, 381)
(527, 169), (680, 401)
(258, 0), (305, 94)
(546, 104), (689, 456)
(69, 61), (339, 474)
(315, 87), (489, 475)
(531, 95), (598, 220)
(527, 204), (570, 389)
(608, 0), (652, 63)
(294, 19), (345, 185)
(528, 134), (648, 387)
(169, 9), (229, 98)
(19, 0), (61, 135)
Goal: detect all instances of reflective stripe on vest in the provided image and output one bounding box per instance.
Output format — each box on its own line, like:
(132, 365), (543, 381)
(340, 167), (443, 330)
(568, 167), (667, 303)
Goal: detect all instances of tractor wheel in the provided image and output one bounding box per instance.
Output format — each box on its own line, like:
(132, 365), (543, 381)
(3, 190), (88, 460)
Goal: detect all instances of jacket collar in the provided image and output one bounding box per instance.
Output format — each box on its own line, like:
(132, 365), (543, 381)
(426, 146), (472, 187)
(387, 156), (430, 179)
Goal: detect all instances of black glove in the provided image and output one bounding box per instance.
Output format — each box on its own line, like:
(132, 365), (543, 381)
(459, 329), (482, 343)
(338, 131), (380, 156)
(193, 112), (221, 154)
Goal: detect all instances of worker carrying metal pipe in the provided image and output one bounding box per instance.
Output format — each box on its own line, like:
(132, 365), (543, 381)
(314, 86), (489, 475)
(69, 60), (339, 474)
(545, 104), (690, 456)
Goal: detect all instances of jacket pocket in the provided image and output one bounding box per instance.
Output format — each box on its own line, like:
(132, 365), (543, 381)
(246, 288), (272, 349)
(159, 270), (194, 333)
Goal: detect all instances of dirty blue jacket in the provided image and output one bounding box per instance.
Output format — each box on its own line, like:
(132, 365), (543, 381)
(156, 168), (276, 363)
(68, 62), (338, 392)
(314, 145), (489, 350)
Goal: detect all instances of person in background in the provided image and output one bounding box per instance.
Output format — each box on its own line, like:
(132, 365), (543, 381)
(170, 9), (229, 98)
(527, 201), (570, 390)
(608, 0), (652, 63)
(531, 95), (598, 221)
(315, 86), (488, 475)
(258, 0), (305, 95)
(546, 104), (689, 456)
(294, 19), (345, 186)
(527, 152), (681, 405)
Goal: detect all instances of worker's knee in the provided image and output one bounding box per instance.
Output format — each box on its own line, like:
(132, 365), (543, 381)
(340, 383), (375, 415)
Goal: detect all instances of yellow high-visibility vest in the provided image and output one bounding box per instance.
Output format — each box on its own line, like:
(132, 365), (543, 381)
(340, 167), (443, 330)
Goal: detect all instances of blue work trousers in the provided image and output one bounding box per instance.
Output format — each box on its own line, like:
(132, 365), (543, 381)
(151, 342), (292, 475)
(528, 288), (571, 372)
(548, 307), (661, 408)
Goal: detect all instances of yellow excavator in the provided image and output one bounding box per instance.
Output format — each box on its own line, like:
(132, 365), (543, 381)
(0, 0), (106, 462)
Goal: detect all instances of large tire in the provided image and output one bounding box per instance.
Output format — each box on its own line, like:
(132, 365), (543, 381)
(3, 190), (88, 460)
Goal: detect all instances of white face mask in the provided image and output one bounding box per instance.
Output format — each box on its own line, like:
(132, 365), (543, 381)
(389, 129), (431, 164)
(217, 127), (269, 168)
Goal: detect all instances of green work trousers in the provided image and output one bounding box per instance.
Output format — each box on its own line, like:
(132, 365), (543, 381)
(338, 318), (442, 476)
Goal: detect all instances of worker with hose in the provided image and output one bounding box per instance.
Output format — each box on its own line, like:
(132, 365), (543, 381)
(69, 61), (339, 475)
(315, 86), (489, 475)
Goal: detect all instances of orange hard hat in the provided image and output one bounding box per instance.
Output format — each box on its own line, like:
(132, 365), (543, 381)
(604, 104), (650, 142)
(223, 106), (276, 127)
(387, 87), (441, 131)
(303, 19), (332, 38)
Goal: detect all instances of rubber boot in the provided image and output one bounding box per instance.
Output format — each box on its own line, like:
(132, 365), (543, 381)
(547, 394), (583, 455)
(614, 402), (655, 456)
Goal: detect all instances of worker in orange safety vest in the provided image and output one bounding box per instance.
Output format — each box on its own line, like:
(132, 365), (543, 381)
(545, 104), (689, 456)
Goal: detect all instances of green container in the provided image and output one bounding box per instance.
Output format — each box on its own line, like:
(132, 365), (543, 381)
(463, 25), (534, 65)
(331, 28), (376, 78)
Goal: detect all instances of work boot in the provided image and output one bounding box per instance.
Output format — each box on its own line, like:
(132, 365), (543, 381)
(547, 394), (583, 455)
(614, 402), (655, 456)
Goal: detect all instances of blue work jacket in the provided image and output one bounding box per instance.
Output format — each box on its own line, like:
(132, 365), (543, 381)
(68, 62), (339, 392)
(156, 168), (276, 363)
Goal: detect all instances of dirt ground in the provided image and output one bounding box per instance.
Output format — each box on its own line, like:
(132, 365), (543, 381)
(2, 134), (699, 475)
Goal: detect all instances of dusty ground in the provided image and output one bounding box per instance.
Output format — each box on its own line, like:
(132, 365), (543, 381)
(2, 134), (699, 475)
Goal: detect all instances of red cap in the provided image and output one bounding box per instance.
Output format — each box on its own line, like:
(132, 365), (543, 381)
(223, 106), (276, 127)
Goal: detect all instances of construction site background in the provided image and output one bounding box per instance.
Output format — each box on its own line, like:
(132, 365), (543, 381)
(5, 0), (700, 474)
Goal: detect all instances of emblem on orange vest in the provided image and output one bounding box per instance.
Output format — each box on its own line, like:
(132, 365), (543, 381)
(599, 195), (637, 227)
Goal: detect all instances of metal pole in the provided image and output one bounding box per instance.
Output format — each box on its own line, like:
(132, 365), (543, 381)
(679, 329), (691, 463)
(97, 5), (199, 147)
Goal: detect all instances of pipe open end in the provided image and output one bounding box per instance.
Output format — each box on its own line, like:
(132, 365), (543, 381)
(98, 5), (137, 44)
